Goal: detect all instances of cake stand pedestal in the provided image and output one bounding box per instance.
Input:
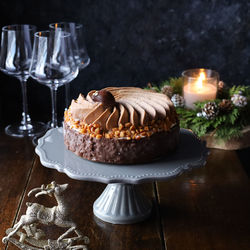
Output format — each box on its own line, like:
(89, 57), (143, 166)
(35, 128), (208, 224)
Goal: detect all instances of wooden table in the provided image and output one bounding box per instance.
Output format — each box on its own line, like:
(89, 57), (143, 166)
(0, 129), (250, 250)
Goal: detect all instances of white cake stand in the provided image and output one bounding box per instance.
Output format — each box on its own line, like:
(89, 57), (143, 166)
(35, 128), (208, 224)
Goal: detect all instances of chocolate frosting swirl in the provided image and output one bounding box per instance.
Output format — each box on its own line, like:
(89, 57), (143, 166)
(68, 87), (176, 130)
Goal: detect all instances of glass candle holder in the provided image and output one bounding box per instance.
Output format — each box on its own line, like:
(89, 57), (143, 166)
(182, 68), (219, 109)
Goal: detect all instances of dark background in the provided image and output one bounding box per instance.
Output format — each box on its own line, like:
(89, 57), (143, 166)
(0, 0), (250, 126)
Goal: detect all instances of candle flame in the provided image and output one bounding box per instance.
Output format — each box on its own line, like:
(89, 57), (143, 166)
(196, 72), (205, 89)
(55, 23), (58, 29)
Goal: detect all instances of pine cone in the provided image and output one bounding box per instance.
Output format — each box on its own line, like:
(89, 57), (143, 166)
(202, 102), (219, 119)
(219, 99), (233, 112)
(217, 81), (227, 98)
(147, 82), (158, 92)
(231, 94), (247, 107)
(161, 85), (173, 98)
(147, 82), (153, 88)
(171, 94), (185, 107)
(218, 81), (225, 91)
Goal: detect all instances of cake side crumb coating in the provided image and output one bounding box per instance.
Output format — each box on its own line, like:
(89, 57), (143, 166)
(64, 121), (180, 164)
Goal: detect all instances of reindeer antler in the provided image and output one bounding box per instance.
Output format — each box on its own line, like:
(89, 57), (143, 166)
(35, 188), (55, 198)
(27, 182), (65, 198)
(28, 184), (46, 197)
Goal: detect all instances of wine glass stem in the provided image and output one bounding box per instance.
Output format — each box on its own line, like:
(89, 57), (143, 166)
(50, 85), (58, 128)
(20, 79), (31, 129)
(65, 83), (70, 110)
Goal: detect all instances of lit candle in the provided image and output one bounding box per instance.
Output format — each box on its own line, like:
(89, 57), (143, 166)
(182, 69), (218, 109)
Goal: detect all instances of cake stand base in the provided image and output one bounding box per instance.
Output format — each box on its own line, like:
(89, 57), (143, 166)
(93, 184), (152, 224)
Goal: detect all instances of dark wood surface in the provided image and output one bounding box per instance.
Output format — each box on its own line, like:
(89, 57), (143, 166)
(0, 130), (250, 250)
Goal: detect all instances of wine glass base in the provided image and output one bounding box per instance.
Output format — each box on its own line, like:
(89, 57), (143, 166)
(5, 122), (48, 138)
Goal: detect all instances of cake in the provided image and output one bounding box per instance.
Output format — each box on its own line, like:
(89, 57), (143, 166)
(64, 87), (180, 164)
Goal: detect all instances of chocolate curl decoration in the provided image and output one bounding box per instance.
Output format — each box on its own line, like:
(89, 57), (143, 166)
(92, 90), (117, 108)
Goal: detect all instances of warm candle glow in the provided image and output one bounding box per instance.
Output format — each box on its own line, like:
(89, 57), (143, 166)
(196, 72), (206, 89)
(55, 23), (58, 29)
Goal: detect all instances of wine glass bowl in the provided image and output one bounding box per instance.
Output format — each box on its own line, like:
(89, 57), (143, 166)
(49, 22), (90, 109)
(0, 25), (35, 79)
(29, 30), (79, 128)
(0, 24), (47, 137)
(49, 22), (90, 70)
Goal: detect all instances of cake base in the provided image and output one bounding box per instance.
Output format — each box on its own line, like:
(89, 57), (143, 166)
(64, 122), (180, 164)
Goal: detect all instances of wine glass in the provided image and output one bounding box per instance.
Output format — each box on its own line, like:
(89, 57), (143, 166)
(29, 30), (79, 128)
(49, 22), (90, 109)
(0, 24), (47, 137)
